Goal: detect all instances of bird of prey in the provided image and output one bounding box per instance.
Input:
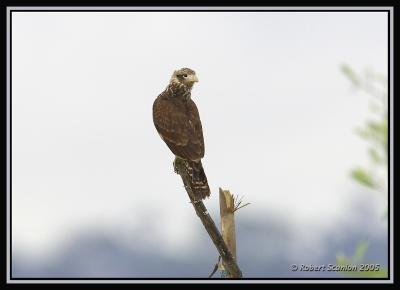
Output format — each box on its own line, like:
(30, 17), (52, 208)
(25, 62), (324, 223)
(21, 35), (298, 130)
(153, 68), (210, 201)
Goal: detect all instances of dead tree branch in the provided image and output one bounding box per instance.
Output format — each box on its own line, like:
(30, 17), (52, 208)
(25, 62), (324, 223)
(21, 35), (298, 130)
(174, 158), (243, 278)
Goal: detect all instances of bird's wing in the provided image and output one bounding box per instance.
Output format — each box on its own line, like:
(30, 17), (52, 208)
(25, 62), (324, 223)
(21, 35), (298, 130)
(186, 99), (205, 158)
(153, 98), (204, 161)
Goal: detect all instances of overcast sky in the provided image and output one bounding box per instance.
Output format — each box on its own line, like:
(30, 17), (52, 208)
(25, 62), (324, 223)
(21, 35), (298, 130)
(11, 11), (388, 277)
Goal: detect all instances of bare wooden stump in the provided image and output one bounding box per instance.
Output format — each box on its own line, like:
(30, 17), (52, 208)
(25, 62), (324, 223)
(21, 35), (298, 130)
(219, 188), (237, 278)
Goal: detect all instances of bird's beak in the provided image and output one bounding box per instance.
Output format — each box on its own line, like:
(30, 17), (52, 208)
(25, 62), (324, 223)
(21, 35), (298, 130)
(190, 75), (199, 82)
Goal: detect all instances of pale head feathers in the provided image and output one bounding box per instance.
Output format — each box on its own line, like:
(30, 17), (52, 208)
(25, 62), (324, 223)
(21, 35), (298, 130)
(170, 67), (199, 87)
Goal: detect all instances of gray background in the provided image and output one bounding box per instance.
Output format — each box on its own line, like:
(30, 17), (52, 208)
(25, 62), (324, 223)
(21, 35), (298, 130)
(11, 11), (388, 278)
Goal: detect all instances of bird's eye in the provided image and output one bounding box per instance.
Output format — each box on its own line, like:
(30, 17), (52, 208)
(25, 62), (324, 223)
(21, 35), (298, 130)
(183, 74), (188, 78)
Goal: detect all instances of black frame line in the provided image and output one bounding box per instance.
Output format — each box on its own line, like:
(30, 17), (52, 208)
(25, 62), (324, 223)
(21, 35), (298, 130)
(7, 7), (392, 282)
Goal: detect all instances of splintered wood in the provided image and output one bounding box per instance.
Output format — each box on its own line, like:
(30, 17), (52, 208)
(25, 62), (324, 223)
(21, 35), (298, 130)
(219, 188), (237, 278)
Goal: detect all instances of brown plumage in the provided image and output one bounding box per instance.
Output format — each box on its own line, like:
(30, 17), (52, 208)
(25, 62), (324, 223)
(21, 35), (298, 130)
(153, 68), (210, 200)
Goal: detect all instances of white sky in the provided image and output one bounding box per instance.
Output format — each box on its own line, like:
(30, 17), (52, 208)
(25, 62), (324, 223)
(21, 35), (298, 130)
(11, 11), (388, 259)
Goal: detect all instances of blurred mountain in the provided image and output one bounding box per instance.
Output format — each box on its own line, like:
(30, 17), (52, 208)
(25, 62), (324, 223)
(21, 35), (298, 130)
(12, 214), (387, 278)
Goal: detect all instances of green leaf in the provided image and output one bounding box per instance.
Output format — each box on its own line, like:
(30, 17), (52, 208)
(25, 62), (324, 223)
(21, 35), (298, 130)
(349, 268), (388, 278)
(340, 64), (360, 86)
(367, 120), (387, 136)
(335, 253), (348, 266)
(352, 240), (369, 263)
(381, 208), (388, 219)
(351, 168), (375, 188)
(357, 120), (387, 141)
(368, 148), (384, 164)
(336, 244), (388, 278)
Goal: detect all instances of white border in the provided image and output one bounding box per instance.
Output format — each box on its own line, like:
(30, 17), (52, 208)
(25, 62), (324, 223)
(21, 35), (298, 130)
(6, 6), (394, 284)
(389, 5), (394, 284)
(6, 5), (11, 285)
(6, 6), (395, 10)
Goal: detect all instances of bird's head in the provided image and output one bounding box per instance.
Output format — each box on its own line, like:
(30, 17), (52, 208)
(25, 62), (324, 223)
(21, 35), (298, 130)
(170, 68), (199, 87)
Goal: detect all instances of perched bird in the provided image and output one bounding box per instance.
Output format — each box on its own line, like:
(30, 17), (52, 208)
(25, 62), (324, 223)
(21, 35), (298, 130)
(153, 68), (210, 201)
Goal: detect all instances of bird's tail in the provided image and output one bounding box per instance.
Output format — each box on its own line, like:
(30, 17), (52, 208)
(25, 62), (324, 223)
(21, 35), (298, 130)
(182, 160), (210, 201)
